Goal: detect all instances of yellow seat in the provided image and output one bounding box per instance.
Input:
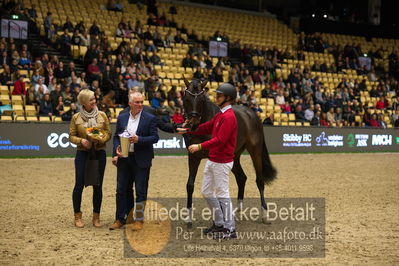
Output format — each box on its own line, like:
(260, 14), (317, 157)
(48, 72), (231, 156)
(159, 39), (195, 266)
(53, 116), (62, 122)
(267, 98), (274, 105)
(288, 113), (296, 121)
(0, 115), (13, 121)
(11, 95), (23, 105)
(0, 95), (10, 105)
(26, 116), (38, 122)
(280, 113), (288, 122)
(13, 105), (24, 116)
(25, 105), (37, 116)
(39, 116), (52, 122)
(15, 115), (26, 122)
(115, 108), (124, 117)
(79, 46), (88, 57)
(0, 86), (9, 95)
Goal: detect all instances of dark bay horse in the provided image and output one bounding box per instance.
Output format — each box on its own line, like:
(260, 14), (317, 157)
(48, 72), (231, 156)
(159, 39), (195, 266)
(182, 78), (277, 226)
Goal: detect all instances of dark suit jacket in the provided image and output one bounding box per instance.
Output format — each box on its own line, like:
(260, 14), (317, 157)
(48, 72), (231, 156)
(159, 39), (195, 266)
(113, 110), (159, 168)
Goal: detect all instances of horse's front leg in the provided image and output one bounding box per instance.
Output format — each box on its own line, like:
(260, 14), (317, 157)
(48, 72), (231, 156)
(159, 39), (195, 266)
(186, 153), (201, 229)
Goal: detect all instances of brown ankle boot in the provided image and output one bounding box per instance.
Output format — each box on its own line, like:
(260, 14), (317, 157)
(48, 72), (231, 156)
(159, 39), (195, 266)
(74, 212), (84, 228)
(92, 212), (101, 227)
(131, 221), (144, 231)
(109, 220), (124, 230)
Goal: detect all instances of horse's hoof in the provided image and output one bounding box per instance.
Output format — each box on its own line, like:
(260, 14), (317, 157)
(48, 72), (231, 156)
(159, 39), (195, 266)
(262, 209), (272, 224)
(187, 222), (193, 229)
(262, 217), (272, 225)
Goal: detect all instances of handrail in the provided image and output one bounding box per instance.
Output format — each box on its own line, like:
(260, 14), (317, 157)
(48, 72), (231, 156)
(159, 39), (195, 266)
(7, 20), (22, 39)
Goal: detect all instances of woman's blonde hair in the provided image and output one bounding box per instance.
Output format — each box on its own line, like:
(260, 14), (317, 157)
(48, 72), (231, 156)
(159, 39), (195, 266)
(77, 89), (94, 105)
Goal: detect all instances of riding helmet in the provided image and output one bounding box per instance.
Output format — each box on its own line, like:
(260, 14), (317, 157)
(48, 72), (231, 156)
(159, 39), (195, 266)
(216, 83), (236, 101)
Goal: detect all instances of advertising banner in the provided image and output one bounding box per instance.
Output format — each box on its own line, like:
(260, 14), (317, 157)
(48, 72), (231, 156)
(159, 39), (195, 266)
(0, 123), (187, 157)
(0, 122), (398, 157)
(265, 126), (399, 153)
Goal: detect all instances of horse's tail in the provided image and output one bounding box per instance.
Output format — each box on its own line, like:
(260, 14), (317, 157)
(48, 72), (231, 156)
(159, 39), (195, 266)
(261, 138), (277, 185)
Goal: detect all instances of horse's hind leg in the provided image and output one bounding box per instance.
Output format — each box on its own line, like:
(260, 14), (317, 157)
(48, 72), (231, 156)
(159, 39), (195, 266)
(232, 155), (247, 212)
(186, 155), (201, 228)
(247, 145), (268, 222)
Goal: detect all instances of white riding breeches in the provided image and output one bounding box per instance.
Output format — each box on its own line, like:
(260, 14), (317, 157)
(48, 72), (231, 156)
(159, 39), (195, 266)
(201, 160), (235, 231)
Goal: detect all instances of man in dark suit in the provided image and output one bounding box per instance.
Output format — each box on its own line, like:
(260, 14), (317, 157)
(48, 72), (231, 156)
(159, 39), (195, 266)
(109, 92), (159, 230)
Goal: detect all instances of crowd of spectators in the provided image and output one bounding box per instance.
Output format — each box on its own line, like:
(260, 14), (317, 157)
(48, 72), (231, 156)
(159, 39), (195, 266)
(1, 0), (398, 128)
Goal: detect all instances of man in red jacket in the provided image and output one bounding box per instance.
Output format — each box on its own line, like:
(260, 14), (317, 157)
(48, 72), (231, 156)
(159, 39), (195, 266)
(178, 83), (238, 239)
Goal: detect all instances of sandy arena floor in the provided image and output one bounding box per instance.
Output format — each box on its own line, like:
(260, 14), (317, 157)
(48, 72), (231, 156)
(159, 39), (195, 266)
(0, 153), (398, 265)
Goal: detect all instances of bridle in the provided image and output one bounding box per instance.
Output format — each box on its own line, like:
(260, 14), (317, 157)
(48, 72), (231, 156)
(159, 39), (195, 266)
(184, 87), (206, 119)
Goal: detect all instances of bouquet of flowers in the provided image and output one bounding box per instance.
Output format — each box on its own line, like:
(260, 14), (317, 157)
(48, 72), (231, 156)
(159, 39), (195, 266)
(86, 127), (106, 141)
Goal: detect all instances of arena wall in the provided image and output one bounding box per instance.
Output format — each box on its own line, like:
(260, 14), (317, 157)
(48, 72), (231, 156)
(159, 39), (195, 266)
(0, 123), (398, 157)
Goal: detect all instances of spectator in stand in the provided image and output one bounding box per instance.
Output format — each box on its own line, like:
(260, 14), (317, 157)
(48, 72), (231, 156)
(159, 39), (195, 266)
(80, 30), (91, 47)
(62, 102), (78, 121)
(275, 90), (285, 106)
(71, 30), (82, 46)
(12, 75), (26, 95)
(44, 12), (52, 40)
(107, 0), (123, 12)
(62, 86), (76, 106)
(310, 110), (321, 126)
(87, 58), (101, 82)
(34, 77), (49, 94)
(0, 50), (11, 67)
(150, 51), (162, 65)
(94, 87), (103, 104)
(103, 90), (119, 109)
(0, 64), (12, 85)
(335, 107), (343, 126)
(294, 105), (306, 122)
(50, 84), (62, 105)
(172, 107), (184, 124)
(369, 114), (380, 128)
(44, 68), (55, 87)
(377, 114), (387, 128)
(47, 77), (57, 92)
(320, 112), (329, 126)
(28, 4), (38, 19)
(54, 61), (69, 81)
(53, 95), (65, 117)
(304, 104), (315, 121)
(75, 21), (86, 34)
(326, 107), (336, 125)
(281, 101), (291, 114)
(18, 50), (31, 70)
(39, 93), (53, 118)
(262, 113), (274, 125)
(375, 96), (386, 110)
(174, 32), (186, 44)
(31, 69), (44, 86)
(63, 17), (74, 33)
(151, 92), (162, 109)
(157, 99), (173, 123)
(89, 20), (102, 37)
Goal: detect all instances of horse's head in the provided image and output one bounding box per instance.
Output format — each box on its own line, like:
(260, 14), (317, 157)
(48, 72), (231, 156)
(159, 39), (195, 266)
(183, 77), (208, 131)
